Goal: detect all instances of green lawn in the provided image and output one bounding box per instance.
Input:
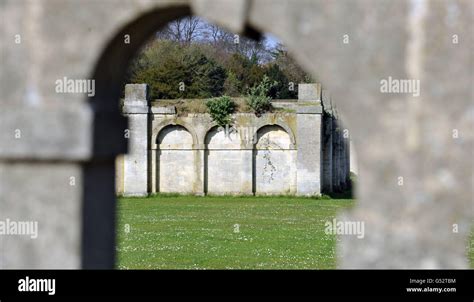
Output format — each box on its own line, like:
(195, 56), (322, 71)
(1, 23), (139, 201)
(116, 194), (474, 269)
(116, 194), (354, 269)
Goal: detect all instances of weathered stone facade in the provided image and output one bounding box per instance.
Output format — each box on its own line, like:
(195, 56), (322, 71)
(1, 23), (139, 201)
(117, 83), (350, 196)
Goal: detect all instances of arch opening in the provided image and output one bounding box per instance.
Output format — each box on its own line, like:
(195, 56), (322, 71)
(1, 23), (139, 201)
(86, 6), (358, 269)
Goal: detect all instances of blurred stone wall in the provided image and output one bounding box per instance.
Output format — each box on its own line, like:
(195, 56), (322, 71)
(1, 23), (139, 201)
(0, 0), (472, 268)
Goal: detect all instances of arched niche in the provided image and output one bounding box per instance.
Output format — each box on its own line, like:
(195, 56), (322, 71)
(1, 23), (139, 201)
(255, 125), (293, 150)
(204, 126), (251, 195)
(156, 125), (196, 194)
(157, 124), (194, 149)
(253, 122), (297, 148)
(205, 126), (240, 150)
(254, 125), (296, 195)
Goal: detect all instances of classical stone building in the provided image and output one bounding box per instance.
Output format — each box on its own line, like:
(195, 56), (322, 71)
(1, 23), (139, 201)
(117, 83), (351, 196)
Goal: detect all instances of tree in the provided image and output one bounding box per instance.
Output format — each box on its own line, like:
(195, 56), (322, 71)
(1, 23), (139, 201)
(246, 75), (277, 116)
(205, 24), (234, 47)
(271, 43), (312, 86)
(157, 17), (203, 43)
(265, 64), (295, 99)
(129, 40), (226, 99)
(223, 71), (240, 96)
(225, 53), (251, 92)
(235, 35), (271, 64)
(125, 17), (313, 100)
(246, 64), (265, 91)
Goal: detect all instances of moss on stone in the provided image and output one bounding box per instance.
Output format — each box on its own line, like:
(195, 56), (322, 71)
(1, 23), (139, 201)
(152, 98), (295, 116)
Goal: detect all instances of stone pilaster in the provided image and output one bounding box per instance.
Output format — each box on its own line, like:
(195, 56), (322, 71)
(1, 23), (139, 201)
(296, 84), (323, 196)
(122, 84), (149, 196)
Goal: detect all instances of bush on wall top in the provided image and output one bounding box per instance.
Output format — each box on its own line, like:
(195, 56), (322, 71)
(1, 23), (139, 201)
(246, 75), (277, 116)
(206, 96), (236, 127)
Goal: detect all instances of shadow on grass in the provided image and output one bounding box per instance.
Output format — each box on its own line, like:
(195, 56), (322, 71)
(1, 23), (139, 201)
(325, 173), (357, 200)
(325, 189), (354, 200)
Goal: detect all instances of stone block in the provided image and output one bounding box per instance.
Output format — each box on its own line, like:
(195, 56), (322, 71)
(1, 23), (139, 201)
(296, 105), (323, 114)
(124, 84), (149, 105)
(0, 162), (82, 268)
(0, 106), (93, 160)
(151, 106), (177, 114)
(298, 83), (321, 101)
(123, 105), (149, 114)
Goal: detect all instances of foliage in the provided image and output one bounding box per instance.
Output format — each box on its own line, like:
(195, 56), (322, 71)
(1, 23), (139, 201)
(221, 53), (266, 93)
(126, 19), (314, 100)
(265, 64), (295, 99)
(206, 96), (235, 127)
(246, 75), (277, 116)
(271, 44), (312, 82)
(223, 71), (240, 96)
(129, 41), (226, 99)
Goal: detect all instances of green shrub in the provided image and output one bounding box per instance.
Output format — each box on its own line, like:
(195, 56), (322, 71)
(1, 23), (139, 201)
(129, 40), (226, 99)
(206, 96), (235, 127)
(246, 75), (277, 116)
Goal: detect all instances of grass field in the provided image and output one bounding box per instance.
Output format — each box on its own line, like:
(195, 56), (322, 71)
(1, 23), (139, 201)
(117, 194), (354, 269)
(116, 194), (474, 269)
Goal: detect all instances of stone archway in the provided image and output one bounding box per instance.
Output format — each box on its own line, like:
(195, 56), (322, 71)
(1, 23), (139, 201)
(78, 0), (474, 269)
(83, 4), (192, 269)
(1, 0), (471, 270)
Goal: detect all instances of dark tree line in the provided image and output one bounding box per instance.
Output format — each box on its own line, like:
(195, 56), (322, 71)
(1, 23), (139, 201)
(127, 17), (312, 100)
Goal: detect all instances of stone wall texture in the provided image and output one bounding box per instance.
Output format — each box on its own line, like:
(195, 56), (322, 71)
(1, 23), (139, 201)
(117, 84), (349, 197)
(0, 0), (472, 269)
